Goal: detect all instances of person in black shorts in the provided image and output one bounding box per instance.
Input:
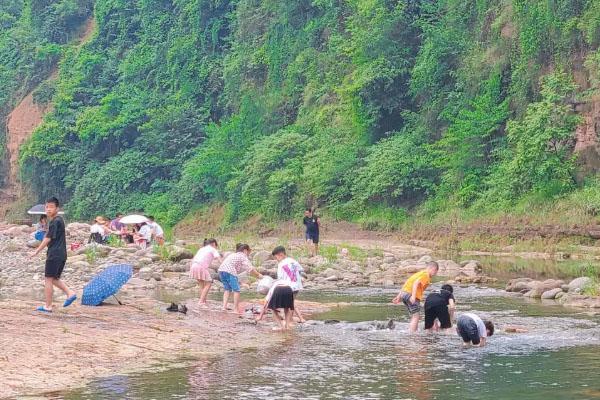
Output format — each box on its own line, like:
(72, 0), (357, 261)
(31, 197), (77, 312)
(424, 284), (456, 332)
(303, 208), (320, 256)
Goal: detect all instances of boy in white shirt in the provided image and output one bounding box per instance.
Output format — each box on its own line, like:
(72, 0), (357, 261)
(456, 312), (494, 347)
(272, 246), (305, 323)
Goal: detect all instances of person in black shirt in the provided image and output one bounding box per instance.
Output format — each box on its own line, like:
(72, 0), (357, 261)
(31, 197), (77, 312)
(423, 284), (456, 332)
(303, 208), (320, 256)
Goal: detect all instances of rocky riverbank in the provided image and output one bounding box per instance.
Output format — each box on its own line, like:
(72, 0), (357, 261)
(506, 276), (600, 308)
(0, 221), (489, 301)
(2, 220), (600, 397)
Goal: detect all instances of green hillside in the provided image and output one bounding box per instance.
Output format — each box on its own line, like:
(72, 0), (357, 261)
(3, 0), (600, 228)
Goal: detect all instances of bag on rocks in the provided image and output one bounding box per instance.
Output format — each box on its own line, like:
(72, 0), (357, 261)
(257, 276), (274, 295)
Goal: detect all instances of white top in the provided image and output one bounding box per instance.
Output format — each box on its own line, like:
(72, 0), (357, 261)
(463, 312), (487, 338)
(139, 225), (153, 241)
(192, 245), (221, 267)
(149, 221), (164, 237)
(276, 257), (304, 292)
(265, 279), (292, 303)
(90, 223), (106, 236)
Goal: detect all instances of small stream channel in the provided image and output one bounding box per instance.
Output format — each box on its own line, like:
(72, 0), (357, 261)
(50, 275), (600, 400)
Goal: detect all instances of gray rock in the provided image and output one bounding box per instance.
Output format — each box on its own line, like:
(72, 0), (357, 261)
(541, 288), (563, 299)
(382, 279), (395, 287)
(418, 255), (433, 263)
(568, 277), (592, 292)
(324, 275), (339, 282)
(138, 267), (153, 280)
(554, 290), (566, 300)
(253, 250), (272, 264)
(168, 246), (194, 262)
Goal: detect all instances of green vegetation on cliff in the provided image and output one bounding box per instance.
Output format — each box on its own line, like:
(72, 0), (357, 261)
(3, 0), (600, 228)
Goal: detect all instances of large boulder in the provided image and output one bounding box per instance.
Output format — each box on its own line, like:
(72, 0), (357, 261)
(418, 255), (433, 264)
(506, 278), (533, 292)
(568, 277), (593, 293)
(168, 246), (194, 262)
(460, 260), (483, 276)
(531, 279), (564, 293)
(253, 250), (272, 264)
(541, 288), (563, 300)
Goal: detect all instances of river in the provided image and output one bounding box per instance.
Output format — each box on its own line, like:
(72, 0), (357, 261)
(50, 278), (600, 400)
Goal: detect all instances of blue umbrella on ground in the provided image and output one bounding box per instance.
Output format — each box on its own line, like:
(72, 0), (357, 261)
(81, 264), (133, 306)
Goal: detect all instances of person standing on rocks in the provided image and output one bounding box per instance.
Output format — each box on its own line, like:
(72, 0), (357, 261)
(303, 208), (320, 256)
(190, 238), (222, 308)
(31, 197), (77, 312)
(392, 261), (439, 333)
(217, 243), (262, 315)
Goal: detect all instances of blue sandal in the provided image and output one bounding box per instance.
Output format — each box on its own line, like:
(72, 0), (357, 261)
(63, 295), (77, 308)
(36, 306), (52, 313)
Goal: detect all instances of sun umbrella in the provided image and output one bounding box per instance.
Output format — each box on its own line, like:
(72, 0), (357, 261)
(27, 204), (65, 215)
(119, 214), (149, 224)
(81, 264), (133, 306)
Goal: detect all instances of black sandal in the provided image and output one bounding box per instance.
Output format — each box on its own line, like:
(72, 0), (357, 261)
(166, 303), (179, 312)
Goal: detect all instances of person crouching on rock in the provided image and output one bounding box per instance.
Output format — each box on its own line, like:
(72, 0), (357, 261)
(392, 261), (439, 333)
(424, 284), (456, 333)
(256, 279), (295, 331)
(190, 238), (222, 308)
(30, 197), (77, 312)
(272, 245), (306, 323)
(456, 312), (494, 347)
(217, 243), (262, 315)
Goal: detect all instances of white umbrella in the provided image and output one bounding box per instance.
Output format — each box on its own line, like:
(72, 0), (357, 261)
(27, 204), (65, 215)
(119, 214), (149, 224)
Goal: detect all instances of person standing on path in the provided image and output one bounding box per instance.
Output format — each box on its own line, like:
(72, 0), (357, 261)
(303, 208), (320, 256)
(31, 197), (77, 312)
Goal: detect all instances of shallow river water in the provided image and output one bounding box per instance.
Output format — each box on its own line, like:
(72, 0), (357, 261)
(52, 283), (600, 400)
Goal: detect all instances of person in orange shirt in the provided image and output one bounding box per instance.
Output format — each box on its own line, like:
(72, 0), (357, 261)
(392, 261), (439, 332)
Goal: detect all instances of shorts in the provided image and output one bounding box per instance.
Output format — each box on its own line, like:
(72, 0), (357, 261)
(306, 232), (319, 244)
(401, 292), (421, 315)
(457, 315), (481, 345)
(268, 286), (295, 310)
(45, 258), (66, 279)
(424, 304), (452, 329)
(219, 271), (240, 292)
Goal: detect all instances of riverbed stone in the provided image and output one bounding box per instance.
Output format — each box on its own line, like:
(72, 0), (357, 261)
(568, 277), (592, 293)
(418, 255), (433, 263)
(138, 267), (153, 280)
(541, 288), (563, 299)
(253, 250), (272, 264)
(168, 246), (194, 262)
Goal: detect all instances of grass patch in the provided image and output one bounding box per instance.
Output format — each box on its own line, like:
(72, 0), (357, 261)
(320, 244), (339, 262)
(84, 247), (98, 264)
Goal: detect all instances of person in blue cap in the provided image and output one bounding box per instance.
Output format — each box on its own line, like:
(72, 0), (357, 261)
(31, 197), (77, 312)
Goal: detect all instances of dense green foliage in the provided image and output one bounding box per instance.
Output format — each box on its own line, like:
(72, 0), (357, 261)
(2, 0), (600, 226)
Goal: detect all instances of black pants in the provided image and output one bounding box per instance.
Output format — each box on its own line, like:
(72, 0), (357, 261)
(424, 305), (452, 329)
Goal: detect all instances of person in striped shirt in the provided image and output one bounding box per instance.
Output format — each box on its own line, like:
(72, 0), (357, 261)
(217, 243), (262, 314)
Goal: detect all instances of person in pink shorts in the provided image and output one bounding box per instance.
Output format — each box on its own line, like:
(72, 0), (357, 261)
(189, 238), (222, 308)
